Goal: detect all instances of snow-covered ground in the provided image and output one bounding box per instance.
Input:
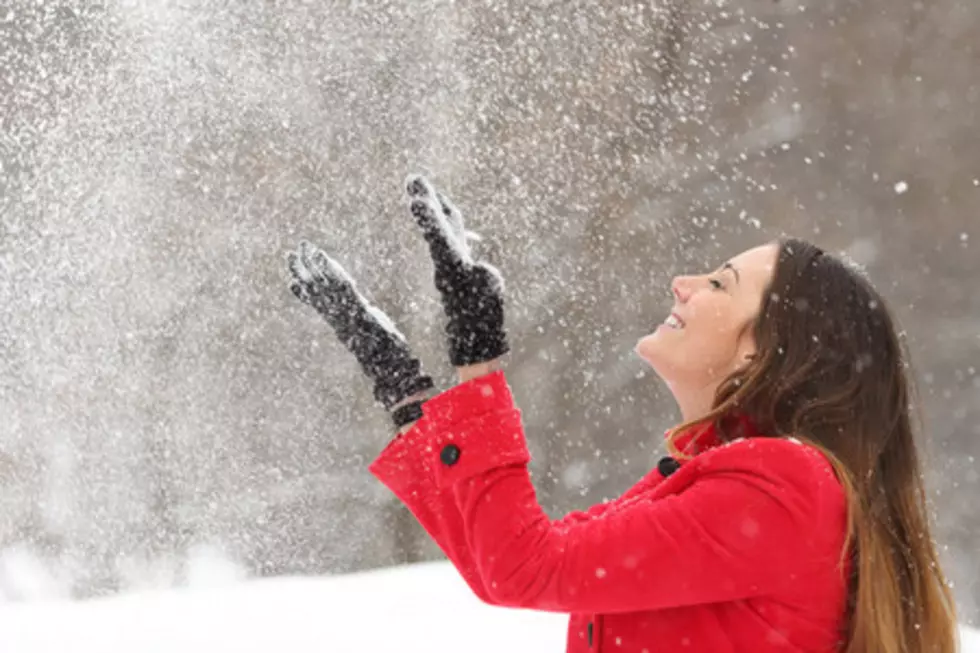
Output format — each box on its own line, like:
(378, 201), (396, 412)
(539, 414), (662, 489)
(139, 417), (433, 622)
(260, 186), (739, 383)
(0, 560), (976, 652)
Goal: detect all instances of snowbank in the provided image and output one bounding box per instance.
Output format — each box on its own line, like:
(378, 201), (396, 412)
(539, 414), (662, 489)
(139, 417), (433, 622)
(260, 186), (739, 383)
(0, 561), (975, 652)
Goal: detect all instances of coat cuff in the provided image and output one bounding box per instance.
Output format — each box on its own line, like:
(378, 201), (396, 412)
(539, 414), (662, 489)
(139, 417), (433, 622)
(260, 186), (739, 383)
(368, 419), (437, 500)
(370, 371), (531, 493)
(421, 372), (531, 489)
(421, 370), (515, 424)
(430, 408), (530, 489)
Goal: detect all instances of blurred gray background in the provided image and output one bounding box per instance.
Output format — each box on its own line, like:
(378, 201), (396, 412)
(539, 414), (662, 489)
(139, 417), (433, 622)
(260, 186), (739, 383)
(0, 0), (977, 622)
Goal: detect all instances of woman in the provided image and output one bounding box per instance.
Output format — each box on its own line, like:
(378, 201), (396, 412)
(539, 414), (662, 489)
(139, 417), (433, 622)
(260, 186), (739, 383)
(287, 176), (957, 652)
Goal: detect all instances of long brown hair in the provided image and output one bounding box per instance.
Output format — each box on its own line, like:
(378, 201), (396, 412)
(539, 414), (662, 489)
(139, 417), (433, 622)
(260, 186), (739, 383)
(668, 238), (957, 653)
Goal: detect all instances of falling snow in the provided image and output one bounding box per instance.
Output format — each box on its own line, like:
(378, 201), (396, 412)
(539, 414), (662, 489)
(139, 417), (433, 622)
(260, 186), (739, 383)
(0, 0), (978, 635)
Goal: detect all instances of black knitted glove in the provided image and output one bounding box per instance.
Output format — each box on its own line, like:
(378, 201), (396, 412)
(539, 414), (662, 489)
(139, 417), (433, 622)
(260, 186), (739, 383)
(287, 241), (433, 423)
(406, 175), (509, 367)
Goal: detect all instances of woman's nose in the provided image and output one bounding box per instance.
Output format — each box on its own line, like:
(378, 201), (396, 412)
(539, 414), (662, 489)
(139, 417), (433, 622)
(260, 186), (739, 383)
(672, 276), (692, 303)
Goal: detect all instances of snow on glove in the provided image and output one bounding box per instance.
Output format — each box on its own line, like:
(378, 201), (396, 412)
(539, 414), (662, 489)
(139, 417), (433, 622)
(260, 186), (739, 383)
(406, 175), (509, 367)
(287, 241), (433, 418)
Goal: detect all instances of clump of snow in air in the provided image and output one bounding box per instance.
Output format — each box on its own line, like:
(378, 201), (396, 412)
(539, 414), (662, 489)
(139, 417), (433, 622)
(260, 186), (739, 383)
(0, 547), (71, 602)
(894, 181), (909, 194)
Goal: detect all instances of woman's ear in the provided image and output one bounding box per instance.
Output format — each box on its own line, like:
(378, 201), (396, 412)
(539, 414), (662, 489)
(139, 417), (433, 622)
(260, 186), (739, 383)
(733, 329), (758, 372)
(734, 354), (753, 372)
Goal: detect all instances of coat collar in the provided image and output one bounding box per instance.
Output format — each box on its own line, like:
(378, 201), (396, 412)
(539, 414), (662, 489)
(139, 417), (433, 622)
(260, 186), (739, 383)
(669, 414), (759, 456)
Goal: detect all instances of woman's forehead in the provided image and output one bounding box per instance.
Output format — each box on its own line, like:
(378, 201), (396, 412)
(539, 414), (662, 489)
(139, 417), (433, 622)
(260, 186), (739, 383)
(730, 243), (779, 277)
(729, 243), (779, 287)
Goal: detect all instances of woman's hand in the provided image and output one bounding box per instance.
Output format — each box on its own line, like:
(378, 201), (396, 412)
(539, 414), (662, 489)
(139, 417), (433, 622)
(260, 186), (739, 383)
(406, 175), (509, 368)
(286, 240), (433, 428)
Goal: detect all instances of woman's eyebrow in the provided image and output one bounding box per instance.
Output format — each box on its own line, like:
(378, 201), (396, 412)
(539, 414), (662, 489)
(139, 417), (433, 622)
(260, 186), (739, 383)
(722, 262), (741, 284)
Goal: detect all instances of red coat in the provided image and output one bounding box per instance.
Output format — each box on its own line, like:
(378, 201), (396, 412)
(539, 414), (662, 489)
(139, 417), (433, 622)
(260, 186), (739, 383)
(370, 371), (849, 652)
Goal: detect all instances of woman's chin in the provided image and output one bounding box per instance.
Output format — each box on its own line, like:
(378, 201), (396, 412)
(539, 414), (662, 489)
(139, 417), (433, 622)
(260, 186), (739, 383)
(638, 330), (696, 385)
(635, 333), (670, 373)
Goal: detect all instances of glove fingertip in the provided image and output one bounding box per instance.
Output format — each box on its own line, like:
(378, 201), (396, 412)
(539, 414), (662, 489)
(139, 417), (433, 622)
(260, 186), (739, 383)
(410, 199), (436, 227)
(435, 192), (455, 218)
(289, 282), (308, 302)
(405, 174), (430, 198)
(287, 251), (313, 283)
(309, 249), (342, 286)
(298, 240), (319, 273)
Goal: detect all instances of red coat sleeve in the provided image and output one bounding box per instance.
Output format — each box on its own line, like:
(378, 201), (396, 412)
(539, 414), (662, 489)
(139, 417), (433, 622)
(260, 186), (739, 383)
(368, 409), (507, 605)
(373, 371), (844, 615)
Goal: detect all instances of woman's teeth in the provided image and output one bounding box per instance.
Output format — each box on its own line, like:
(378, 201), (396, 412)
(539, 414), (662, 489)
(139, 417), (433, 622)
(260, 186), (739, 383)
(664, 314), (684, 329)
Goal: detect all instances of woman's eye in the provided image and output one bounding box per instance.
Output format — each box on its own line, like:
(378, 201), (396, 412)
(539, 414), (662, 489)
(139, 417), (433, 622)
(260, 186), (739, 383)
(709, 278), (725, 290)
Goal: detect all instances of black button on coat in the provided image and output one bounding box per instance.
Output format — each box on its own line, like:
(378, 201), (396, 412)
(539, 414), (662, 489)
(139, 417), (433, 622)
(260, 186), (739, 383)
(657, 455), (681, 477)
(440, 444), (461, 466)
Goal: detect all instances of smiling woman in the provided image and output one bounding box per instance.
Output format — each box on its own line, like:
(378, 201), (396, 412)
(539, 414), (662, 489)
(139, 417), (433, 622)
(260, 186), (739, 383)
(636, 243), (779, 421)
(291, 178), (957, 653)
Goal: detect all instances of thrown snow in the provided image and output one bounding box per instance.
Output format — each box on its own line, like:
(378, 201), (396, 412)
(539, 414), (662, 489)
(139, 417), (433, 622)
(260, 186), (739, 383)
(0, 561), (977, 653)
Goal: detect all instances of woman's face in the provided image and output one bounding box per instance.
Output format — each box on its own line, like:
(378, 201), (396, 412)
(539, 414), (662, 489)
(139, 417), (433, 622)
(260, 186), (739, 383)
(636, 243), (779, 404)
